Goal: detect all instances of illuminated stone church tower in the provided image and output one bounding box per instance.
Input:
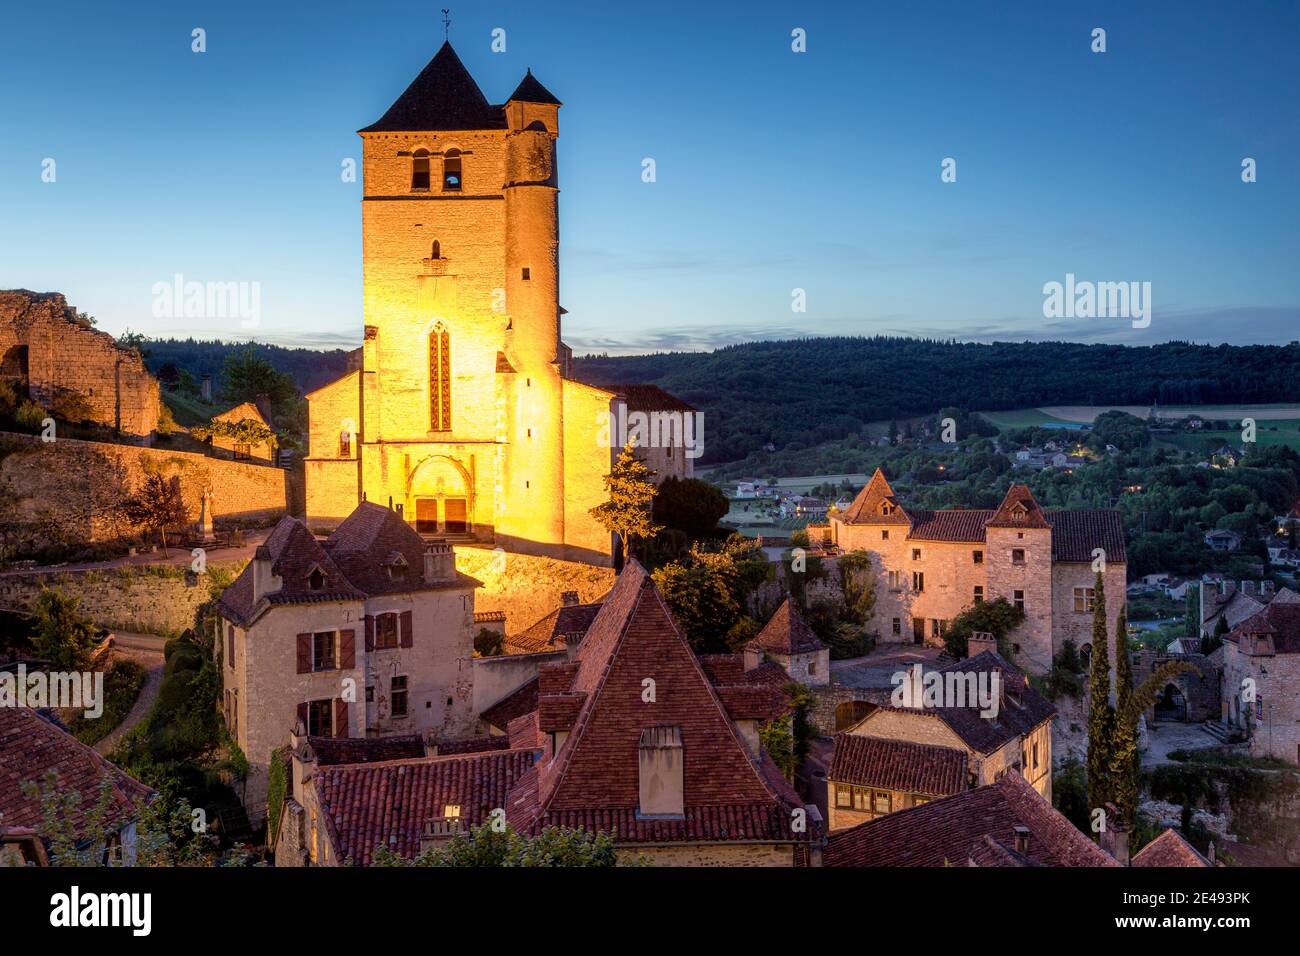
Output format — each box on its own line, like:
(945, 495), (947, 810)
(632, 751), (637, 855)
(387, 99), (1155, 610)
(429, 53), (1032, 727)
(305, 41), (634, 563)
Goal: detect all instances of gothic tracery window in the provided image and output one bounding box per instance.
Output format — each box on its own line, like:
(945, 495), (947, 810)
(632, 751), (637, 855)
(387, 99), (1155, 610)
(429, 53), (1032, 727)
(429, 324), (451, 432)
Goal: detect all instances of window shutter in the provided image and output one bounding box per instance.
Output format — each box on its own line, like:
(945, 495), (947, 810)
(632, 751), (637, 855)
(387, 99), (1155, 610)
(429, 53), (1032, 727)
(364, 615), (374, 652)
(400, 611), (413, 648)
(296, 633), (311, 674)
(297, 701), (309, 733)
(338, 629), (356, 669)
(333, 699), (349, 738)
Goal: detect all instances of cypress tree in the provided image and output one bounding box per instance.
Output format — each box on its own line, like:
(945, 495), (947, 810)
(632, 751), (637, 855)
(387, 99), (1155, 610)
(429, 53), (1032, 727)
(1108, 608), (1139, 822)
(1085, 571), (1114, 815)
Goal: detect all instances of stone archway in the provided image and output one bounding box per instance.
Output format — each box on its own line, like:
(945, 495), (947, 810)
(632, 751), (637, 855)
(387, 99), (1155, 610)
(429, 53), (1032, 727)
(407, 454), (473, 535)
(0, 344), (29, 399)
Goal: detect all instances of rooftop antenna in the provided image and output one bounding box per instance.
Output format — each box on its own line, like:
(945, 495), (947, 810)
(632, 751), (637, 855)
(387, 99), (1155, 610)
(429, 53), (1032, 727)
(441, 8), (451, 40)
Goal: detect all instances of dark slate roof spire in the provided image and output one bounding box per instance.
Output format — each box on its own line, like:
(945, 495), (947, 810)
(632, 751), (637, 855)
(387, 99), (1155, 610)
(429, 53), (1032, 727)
(507, 68), (562, 106)
(360, 41), (506, 132)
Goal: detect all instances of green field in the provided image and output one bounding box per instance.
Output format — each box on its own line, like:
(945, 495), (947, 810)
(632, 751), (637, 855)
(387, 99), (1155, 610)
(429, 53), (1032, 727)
(975, 409), (1079, 429)
(162, 389), (220, 428)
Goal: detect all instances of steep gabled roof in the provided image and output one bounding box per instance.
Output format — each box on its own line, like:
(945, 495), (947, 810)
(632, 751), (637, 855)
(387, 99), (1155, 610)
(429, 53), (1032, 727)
(505, 560), (809, 845)
(749, 599), (826, 655)
(1046, 509), (1127, 563)
(1226, 599), (1300, 653)
(507, 69), (561, 105)
(0, 707), (153, 840)
(907, 509), (994, 543)
(607, 384), (698, 414)
(308, 735), (425, 766)
(506, 601), (603, 654)
(825, 771), (1117, 867)
(323, 501), (480, 597)
(360, 41), (506, 133)
(841, 468), (909, 525)
(1131, 828), (1212, 867)
(985, 484), (1052, 530)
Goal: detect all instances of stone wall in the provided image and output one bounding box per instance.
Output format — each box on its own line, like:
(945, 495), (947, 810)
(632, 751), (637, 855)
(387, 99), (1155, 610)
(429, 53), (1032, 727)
(0, 561), (246, 636)
(0, 431), (288, 556)
(454, 546), (615, 636)
(0, 290), (160, 442)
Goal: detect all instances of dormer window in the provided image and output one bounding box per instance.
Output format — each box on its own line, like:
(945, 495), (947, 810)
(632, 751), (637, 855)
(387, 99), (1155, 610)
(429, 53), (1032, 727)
(1010, 504), (1027, 519)
(385, 553), (409, 581)
(411, 149), (431, 191)
(307, 567), (326, 591)
(442, 149), (462, 191)
(881, 503), (892, 516)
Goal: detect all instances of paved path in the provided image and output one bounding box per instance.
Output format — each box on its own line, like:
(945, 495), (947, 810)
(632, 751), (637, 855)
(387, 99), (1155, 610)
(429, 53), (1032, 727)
(93, 631), (167, 755)
(0, 529), (271, 578)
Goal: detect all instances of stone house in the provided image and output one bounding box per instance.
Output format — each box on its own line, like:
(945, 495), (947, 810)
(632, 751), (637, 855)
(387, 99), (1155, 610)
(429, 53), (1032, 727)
(302, 42), (693, 565)
(280, 560), (821, 865)
(743, 599), (829, 687)
(1204, 529), (1243, 552)
(828, 469), (1127, 675)
(1220, 592), (1300, 763)
(204, 398), (276, 464)
(215, 500), (483, 823)
(0, 289), (160, 443)
(826, 734), (967, 831)
(838, 647), (1056, 802)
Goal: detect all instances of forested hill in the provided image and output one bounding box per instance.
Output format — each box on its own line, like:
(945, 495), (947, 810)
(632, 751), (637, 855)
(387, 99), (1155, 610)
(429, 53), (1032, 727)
(572, 337), (1300, 464)
(144, 339), (354, 395)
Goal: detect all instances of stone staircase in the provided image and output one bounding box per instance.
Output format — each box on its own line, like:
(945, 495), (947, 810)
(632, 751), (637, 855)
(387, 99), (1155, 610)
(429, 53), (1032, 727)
(213, 806), (256, 847)
(1201, 719), (1234, 743)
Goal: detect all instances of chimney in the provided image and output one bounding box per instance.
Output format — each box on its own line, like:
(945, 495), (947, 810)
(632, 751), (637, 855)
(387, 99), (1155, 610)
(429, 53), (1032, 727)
(560, 590), (580, 607)
(638, 725), (684, 817)
(967, 631), (998, 658)
(1012, 825), (1030, 855)
(253, 392), (272, 422)
(289, 722), (315, 806)
(1208, 841), (1216, 865)
(423, 540), (455, 584)
(1098, 802), (1130, 865)
(251, 545), (281, 601)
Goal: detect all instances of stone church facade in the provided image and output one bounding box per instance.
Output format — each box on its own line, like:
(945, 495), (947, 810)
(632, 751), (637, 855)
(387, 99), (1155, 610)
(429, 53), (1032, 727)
(827, 469), (1127, 674)
(305, 43), (692, 565)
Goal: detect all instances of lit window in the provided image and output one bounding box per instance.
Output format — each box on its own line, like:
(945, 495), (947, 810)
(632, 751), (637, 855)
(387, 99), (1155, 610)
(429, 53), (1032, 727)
(835, 785), (853, 809)
(412, 150), (431, 190)
(872, 791), (891, 815)
(1073, 587), (1096, 612)
(443, 804), (461, 819)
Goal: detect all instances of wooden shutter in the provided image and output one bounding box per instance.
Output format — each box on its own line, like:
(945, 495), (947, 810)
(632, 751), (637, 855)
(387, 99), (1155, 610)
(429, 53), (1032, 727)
(333, 699), (349, 738)
(400, 611), (413, 648)
(296, 701), (309, 733)
(296, 633), (311, 674)
(338, 629), (356, 669)
(363, 615), (374, 652)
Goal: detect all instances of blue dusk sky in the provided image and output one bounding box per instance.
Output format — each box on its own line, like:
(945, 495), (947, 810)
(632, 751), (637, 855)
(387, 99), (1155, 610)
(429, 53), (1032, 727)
(1, 0), (1296, 354)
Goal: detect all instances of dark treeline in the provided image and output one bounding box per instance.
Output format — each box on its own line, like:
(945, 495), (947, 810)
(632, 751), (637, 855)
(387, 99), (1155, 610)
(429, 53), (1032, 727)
(143, 339), (354, 395)
(573, 337), (1300, 464)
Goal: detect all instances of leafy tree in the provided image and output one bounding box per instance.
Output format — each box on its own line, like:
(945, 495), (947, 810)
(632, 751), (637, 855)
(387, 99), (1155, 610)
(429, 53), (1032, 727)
(589, 440), (662, 563)
(474, 627), (504, 657)
(1086, 572), (1115, 814)
(124, 473), (189, 553)
(371, 823), (619, 867)
(941, 597), (1024, 659)
(759, 718), (796, 780)
(116, 329), (150, 358)
(652, 476), (729, 541)
(220, 345), (298, 415)
(837, 550), (877, 625)
(652, 561), (740, 653)
(31, 589), (100, 671)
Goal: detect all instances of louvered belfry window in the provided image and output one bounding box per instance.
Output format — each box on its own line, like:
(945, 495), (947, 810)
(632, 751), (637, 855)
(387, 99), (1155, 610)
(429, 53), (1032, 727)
(430, 324), (451, 431)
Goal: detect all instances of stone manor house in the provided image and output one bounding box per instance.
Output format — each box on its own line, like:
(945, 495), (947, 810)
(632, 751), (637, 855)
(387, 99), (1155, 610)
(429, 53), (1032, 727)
(304, 42), (693, 565)
(825, 469), (1127, 674)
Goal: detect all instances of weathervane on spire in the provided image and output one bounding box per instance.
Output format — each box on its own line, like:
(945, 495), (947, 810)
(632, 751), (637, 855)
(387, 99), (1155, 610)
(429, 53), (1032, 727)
(441, 8), (451, 40)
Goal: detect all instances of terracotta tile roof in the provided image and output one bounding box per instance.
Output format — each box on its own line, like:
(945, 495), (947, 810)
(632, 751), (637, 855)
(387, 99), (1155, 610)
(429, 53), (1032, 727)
(749, 599), (826, 655)
(965, 834), (1037, 866)
(607, 384), (697, 413)
(1048, 509), (1127, 563)
(308, 735), (425, 765)
(1226, 601), (1300, 653)
(986, 484), (1053, 529)
(433, 735), (511, 756)
(1131, 829), (1212, 867)
(0, 706), (153, 841)
(507, 560), (811, 845)
(907, 509), (994, 543)
(360, 41), (506, 133)
(314, 748), (538, 865)
(841, 468), (910, 525)
(825, 771), (1117, 867)
(506, 601), (602, 654)
(480, 677), (539, 732)
(829, 735), (967, 797)
(212, 400), (269, 427)
(697, 655), (792, 722)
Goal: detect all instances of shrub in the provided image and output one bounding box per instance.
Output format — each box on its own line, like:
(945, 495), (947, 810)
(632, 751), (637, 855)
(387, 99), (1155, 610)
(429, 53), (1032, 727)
(14, 399), (49, 431)
(68, 657), (146, 746)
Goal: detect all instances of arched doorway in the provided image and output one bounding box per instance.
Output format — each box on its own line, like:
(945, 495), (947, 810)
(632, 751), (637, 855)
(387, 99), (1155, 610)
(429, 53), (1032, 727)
(407, 454), (472, 535)
(1154, 683), (1188, 722)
